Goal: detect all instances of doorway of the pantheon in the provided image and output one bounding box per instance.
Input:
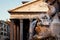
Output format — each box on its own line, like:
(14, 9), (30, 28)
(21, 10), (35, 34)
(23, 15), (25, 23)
(23, 19), (36, 40)
(23, 19), (30, 40)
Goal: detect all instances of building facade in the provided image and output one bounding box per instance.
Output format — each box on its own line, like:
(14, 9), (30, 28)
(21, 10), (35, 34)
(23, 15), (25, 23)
(8, 0), (50, 40)
(0, 21), (10, 40)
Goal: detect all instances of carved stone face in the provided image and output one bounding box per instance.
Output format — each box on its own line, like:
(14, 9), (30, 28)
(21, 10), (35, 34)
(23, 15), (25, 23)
(39, 14), (51, 25)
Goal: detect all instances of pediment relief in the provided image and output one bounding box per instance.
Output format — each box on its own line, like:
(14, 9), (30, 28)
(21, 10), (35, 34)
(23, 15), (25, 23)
(9, 1), (49, 12)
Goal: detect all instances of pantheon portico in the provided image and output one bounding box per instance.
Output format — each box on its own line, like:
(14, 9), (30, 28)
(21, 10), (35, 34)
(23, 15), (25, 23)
(8, 0), (49, 40)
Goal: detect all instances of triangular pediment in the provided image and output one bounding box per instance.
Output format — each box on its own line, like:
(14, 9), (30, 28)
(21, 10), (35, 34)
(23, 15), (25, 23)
(8, 0), (49, 12)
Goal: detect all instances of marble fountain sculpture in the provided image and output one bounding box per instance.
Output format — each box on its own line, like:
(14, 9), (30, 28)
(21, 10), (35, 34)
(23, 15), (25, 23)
(29, 0), (60, 40)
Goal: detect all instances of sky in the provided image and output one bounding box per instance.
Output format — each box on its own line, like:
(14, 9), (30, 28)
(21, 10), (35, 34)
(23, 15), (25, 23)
(0, 0), (31, 21)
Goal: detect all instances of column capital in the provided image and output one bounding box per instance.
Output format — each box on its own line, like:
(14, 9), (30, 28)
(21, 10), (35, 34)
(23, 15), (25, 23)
(20, 19), (23, 23)
(29, 19), (33, 22)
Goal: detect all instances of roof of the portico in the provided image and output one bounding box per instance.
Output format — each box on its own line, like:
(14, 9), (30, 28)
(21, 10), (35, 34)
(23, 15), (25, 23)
(8, 0), (49, 13)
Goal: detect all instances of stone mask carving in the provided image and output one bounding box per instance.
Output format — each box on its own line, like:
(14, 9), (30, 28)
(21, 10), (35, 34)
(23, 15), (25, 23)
(39, 13), (51, 25)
